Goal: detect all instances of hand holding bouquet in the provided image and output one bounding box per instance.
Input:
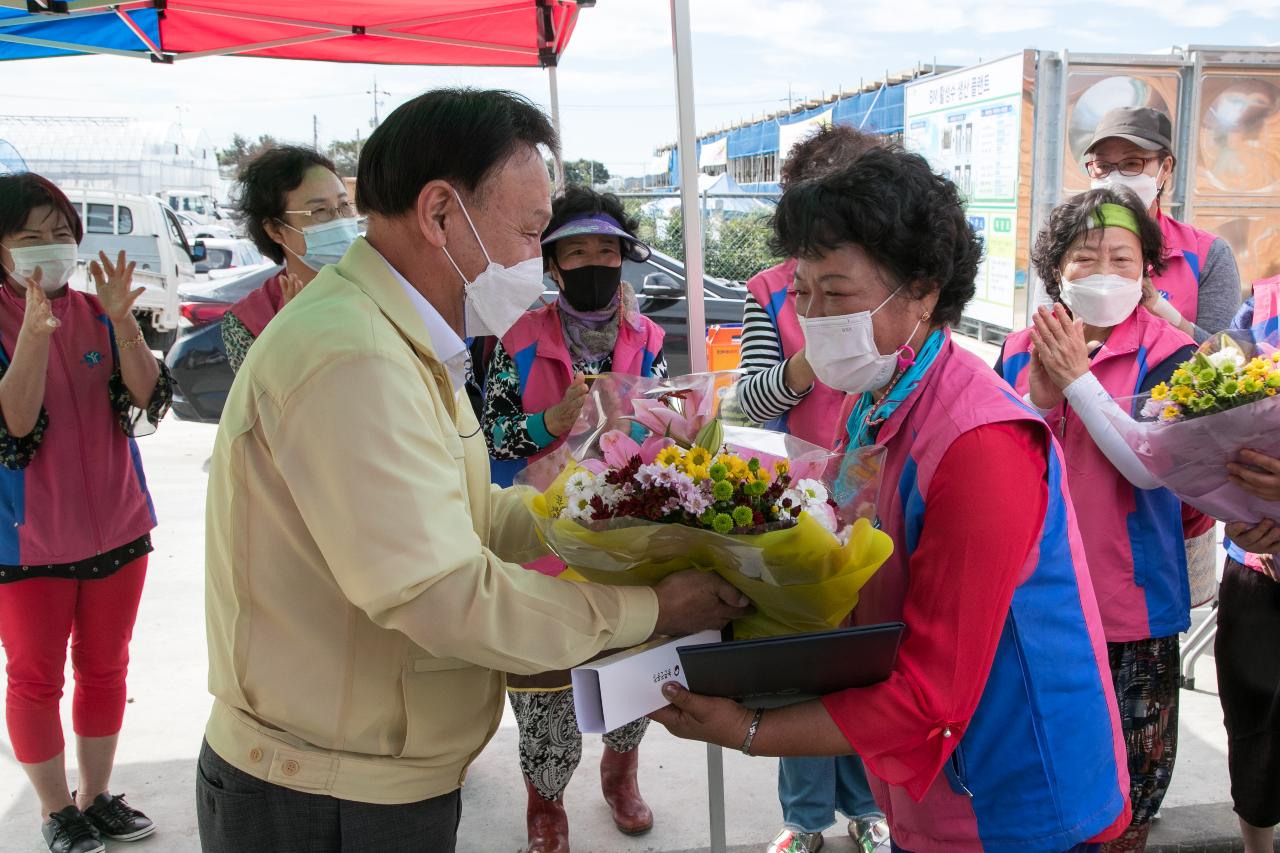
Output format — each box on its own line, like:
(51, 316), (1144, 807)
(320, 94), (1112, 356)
(517, 372), (893, 638)
(1110, 334), (1280, 522)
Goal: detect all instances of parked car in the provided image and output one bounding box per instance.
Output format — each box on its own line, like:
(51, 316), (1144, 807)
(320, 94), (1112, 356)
(174, 210), (236, 241)
(195, 238), (263, 274)
(168, 250), (749, 422)
(618, 248), (747, 376)
(166, 264), (279, 422)
(61, 187), (205, 353)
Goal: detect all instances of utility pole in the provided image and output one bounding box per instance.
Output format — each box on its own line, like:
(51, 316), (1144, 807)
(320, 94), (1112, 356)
(312, 115), (318, 151)
(367, 77), (386, 128)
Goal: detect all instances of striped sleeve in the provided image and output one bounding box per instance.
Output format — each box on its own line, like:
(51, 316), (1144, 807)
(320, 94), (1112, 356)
(736, 292), (809, 424)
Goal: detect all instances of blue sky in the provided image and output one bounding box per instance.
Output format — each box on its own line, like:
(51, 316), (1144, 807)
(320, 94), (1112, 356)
(1, 0), (1277, 177)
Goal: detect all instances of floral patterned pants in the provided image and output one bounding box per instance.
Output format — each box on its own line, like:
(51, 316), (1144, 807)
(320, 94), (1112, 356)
(508, 687), (648, 800)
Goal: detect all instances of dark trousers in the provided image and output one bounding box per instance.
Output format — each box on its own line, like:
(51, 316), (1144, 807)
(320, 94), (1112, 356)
(196, 740), (462, 852)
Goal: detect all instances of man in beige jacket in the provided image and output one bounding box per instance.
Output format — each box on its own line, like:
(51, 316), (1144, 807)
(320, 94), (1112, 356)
(196, 88), (750, 852)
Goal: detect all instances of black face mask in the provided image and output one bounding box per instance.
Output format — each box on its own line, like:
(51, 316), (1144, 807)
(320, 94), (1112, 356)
(557, 263), (623, 312)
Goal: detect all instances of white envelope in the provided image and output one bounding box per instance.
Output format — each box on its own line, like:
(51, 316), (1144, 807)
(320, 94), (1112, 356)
(571, 630), (721, 734)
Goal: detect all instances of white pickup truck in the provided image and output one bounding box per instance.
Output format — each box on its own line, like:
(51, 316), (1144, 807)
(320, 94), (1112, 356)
(61, 188), (206, 353)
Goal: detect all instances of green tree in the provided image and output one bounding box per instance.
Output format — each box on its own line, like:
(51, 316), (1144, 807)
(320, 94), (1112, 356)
(546, 158), (611, 187)
(651, 209), (684, 261)
(327, 138), (361, 177)
(704, 213), (780, 282)
(217, 133), (281, 174)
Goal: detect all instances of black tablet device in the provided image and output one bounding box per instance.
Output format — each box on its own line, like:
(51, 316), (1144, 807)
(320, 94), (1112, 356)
(677, 622), (905, 709)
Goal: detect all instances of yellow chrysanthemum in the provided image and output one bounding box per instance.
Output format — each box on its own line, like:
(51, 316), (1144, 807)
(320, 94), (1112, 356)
(773, 459), (790, 476)
(655, 446), (684, 468)
(1170, 385), (1196, 404)
(686, 464), (710, 482)
(726, 457), (751, 482)
(685, 446), (712, 469)
(1269, 387), (1278, 397)
(1171, 367), (1193, 385)
(1161, 404), (1182, 421)
(1150, 383), (1169, 401)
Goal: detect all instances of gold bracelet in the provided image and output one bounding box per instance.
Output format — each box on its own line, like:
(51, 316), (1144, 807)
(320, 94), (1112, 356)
(117, 329), (147, 351)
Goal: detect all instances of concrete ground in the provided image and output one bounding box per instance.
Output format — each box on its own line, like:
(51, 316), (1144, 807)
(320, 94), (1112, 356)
(0, 341), (1264, 851)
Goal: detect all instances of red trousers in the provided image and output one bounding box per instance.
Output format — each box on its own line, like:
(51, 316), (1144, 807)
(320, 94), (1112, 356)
(0, 556), (147, 763)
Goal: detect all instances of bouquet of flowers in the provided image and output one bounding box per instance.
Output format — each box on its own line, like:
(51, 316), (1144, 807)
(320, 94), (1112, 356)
(1110, 333), (1280, 522)
(515, 372), (892, 638)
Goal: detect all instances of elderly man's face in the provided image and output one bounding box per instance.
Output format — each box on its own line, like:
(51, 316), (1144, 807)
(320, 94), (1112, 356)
(451, 145), (552, 277)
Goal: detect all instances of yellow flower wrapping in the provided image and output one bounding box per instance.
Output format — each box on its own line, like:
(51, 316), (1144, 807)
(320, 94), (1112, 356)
(525, 488), (893, 638)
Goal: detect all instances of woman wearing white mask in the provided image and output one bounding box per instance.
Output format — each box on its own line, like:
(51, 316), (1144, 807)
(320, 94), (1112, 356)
(652, 147), (1132, 853)
(0, 173), (171, 853)
(1083, 106), (1240, 343)
(222, 146), (359, 372)
(998, 187), (1208, 853)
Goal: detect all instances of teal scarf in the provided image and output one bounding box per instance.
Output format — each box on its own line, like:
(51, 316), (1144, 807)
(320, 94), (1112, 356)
(845, 329), (946, 450)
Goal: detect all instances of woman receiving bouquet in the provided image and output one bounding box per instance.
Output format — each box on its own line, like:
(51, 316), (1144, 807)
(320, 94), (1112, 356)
(999, 188), (1210, 853)
(652, 142), (1130, 853)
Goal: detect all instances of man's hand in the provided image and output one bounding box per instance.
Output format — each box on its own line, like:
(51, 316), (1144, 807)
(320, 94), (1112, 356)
(652, 570), (751, 637)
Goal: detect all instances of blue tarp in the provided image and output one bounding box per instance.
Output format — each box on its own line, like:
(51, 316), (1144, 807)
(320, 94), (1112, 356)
(670, 80), (909, 187)
(0, 7), (162, 61)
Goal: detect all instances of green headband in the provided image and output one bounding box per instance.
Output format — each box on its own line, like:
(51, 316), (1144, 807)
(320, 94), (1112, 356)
(1090, 202), (1141, 237)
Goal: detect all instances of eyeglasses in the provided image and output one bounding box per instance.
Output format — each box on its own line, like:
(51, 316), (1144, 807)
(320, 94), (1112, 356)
(1083, 157), (1159, 179)
(283, 201), (357, 224)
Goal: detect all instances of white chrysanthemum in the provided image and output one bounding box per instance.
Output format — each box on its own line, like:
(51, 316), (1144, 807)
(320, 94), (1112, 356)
(1207, 347), (1245, 371)
(564, 493), (596, 522)
(564, 471), (598, 498)
(795, 479), (829, 503)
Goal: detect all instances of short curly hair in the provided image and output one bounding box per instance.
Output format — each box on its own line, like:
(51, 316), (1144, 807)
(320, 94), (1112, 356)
(780, 125), (883, 189)
(1031, 187), (1165, 301)
(541, 185), (640, 269)
(232, 146), (338, 264)
(771, 144), (983, 327)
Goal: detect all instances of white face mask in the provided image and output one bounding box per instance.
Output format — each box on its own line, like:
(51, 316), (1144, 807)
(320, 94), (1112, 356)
(283, 217), (360, 271)
(1060, 273), (1142, 327)
(1091, 172), (1160, 209)
(799, 288), (921, 394)
(7, 242), (78, 292)
(442, 190), (545, 339)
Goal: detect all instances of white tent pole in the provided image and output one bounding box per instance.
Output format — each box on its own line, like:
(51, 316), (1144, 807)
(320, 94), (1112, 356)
(548, 64), (565, 193)
(669, 0), (708, 375)
(669, 5), (721, 851)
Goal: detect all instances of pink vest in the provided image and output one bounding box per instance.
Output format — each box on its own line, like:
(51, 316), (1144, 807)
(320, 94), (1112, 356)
(1153, 212), (1216, 323)
(856, 334), (1128, 852)
(1252, 275), (1280, 335)
(228, 271), (285, 338)
(0, 286), (157, 566)
(499, 302), (664, 468)
(1002, 308), (1195, 642)
(745, 259), (848, 449)
(495, 303), (664, 576)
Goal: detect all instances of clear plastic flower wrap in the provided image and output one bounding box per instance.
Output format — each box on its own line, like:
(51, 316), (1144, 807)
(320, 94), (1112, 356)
(513, 371), (893, 638)
(1103, 332), (1280, 522)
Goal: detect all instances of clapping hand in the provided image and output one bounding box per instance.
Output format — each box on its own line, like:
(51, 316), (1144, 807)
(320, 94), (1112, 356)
(20, 271), (58, 339)
(280, 271), (308, 306)
(89, 250), (143, 324)
(1030, 304), (1091, 390)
